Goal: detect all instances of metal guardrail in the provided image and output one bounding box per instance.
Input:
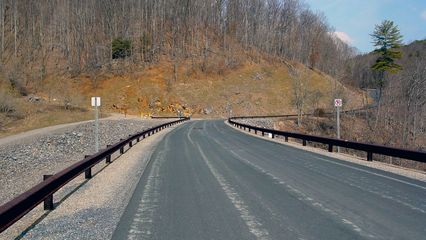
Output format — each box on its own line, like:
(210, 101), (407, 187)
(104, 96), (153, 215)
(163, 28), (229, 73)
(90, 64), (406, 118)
(232, 107), (375, 119)
(229, 118), (426, 164)
(151, 116), (185, 119)
(0, 117), (189, 233)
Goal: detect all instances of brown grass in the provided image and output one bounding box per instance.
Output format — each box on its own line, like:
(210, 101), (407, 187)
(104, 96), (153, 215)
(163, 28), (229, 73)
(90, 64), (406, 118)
(0, 101), (97, 138)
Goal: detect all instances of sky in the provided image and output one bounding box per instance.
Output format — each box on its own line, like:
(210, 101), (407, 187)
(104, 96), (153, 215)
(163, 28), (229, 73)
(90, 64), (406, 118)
(304, 0), (426, 53)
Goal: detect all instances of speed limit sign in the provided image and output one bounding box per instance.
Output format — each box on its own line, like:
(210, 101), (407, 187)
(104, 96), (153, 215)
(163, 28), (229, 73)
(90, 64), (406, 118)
(334, 99), (343, 107)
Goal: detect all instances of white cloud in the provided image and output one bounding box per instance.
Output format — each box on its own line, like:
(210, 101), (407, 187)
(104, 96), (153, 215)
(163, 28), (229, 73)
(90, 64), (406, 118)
(331, 31), (354, 45)
(422, 10), (426, 20)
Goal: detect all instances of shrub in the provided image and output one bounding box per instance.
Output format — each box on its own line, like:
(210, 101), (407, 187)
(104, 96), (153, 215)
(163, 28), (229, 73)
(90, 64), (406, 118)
(313, 108), (326, 117)
(112, 38), (132, 59)
(0, 90), (17, 113)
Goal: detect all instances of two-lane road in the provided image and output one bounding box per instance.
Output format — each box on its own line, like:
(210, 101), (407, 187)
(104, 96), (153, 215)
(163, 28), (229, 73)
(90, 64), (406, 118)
(113, 120), (426, 240)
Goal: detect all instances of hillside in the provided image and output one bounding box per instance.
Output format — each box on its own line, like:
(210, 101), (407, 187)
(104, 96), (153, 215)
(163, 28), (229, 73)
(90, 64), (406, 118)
(0, 51), (365, 136)
(0, 0), (364, 135)
(340, 39), (426, 150)
(78, 58), (364, 117)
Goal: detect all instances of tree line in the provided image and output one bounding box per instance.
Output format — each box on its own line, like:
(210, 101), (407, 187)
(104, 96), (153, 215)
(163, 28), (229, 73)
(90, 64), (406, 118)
(343, 20), (426, 150)
(0, 0), (353, 85)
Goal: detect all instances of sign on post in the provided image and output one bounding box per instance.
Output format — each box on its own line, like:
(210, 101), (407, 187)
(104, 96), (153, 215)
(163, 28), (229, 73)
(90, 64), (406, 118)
(91, 97), (101, 107)
(334, 99), (342, 153)
(91, 97), (101, 152)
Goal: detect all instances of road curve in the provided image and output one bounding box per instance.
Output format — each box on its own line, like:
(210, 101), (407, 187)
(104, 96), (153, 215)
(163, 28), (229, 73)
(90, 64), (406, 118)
(112, 120), (426, 240)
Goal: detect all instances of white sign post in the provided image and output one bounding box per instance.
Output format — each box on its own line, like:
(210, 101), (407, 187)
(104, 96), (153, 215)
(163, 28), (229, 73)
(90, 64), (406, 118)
(91, 97), (101, 152)
(334, 99), (342, 153)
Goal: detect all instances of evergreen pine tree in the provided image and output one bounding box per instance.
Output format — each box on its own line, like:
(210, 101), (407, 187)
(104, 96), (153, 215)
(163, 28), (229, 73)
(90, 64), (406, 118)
(370, 20), (403, 88)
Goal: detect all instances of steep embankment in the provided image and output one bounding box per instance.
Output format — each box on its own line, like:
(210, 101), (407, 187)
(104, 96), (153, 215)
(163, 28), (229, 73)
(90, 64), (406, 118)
(0, 52), (365, 137)
(75, 59), (365, 118)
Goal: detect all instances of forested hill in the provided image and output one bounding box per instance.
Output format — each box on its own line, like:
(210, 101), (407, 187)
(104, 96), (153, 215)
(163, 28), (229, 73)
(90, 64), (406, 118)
(341, 39), (426, 149)
(343, 39), (426, 89)
(0, 0), (366, 135)
(0, 0), (352, 82)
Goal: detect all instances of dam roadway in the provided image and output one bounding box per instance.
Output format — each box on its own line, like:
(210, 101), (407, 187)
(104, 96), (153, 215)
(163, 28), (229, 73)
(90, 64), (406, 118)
(112, 120), (426, 240)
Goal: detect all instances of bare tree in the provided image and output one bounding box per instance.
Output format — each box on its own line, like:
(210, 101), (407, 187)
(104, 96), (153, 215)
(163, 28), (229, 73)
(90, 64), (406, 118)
(290, 68), (309, 127)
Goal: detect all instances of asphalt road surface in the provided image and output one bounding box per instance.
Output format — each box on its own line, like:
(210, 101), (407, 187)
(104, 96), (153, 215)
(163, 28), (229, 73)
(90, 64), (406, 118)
(112, 120), (426, 240)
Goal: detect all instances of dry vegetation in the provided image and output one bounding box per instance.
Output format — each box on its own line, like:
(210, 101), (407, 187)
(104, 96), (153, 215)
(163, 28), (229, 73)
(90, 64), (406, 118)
(72, 56), (365, 118)
(0, 0), (363, 135)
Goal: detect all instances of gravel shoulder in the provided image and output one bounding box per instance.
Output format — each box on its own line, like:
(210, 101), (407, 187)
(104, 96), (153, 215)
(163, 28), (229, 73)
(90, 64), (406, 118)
(0, 120), (186, 240)
(227, 120), (426, 182)
(0, 117), (170, 206)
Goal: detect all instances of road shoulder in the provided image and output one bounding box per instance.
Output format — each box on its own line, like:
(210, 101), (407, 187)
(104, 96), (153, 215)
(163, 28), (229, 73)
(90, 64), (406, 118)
(225, 120), (426, 183)
(6, 123), (185, 240)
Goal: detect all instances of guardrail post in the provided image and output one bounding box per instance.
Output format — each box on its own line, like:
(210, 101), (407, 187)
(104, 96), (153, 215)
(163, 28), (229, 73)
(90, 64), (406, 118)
(85, 168), (92, 179)
(303, 140), (307, 146)
(43, 175), (54, 210)
(328, 144), (333, 152)
(262, 131), (264, 136)
(120, 146), (124, 154)
(367, 152), (373, 161)
(272, 134), (275, 139)
(248, 128), (251, 132)
(129, 140), (133, 148)
(285, 136), (288, 142)
(84, 155), (92, 179)
(106, 145), (112, 163)
(254, 130), (257, 134)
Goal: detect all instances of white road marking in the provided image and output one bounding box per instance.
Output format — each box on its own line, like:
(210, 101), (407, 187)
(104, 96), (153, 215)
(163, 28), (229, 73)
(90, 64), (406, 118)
(196, 144), (271, 240)
(126, 140), (169, 240)
(220, 144), (370, 237)
(313, 156), (426, 190)
(302, 162), (426, 214)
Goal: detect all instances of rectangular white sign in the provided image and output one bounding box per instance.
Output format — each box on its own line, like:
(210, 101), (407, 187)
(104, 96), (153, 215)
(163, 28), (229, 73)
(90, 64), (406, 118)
(334, 99), (342, 107)
(91, 97), (101, 107)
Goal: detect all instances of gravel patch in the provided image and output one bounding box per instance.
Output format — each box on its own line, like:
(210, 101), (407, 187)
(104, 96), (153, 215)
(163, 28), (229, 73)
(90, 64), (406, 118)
(0, 118), (169, 206)
(12, 123), (181, 240)
(236, 118), (275, 129)
(228, 120), (426, 182)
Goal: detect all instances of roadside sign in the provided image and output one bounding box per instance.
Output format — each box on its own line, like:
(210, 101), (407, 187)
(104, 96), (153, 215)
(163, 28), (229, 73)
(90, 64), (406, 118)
(91, 97), (101, 152)
(334, 99), (342, 153)
(91, 97), (101, 107)
(334, 99), (342, 107)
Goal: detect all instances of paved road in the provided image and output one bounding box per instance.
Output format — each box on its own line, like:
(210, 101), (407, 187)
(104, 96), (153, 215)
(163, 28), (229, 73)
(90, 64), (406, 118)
(113, 120), (426, 240)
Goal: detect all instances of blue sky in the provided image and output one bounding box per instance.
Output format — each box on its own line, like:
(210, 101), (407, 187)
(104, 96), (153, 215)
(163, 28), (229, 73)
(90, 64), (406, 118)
(304, 0), (426, 53)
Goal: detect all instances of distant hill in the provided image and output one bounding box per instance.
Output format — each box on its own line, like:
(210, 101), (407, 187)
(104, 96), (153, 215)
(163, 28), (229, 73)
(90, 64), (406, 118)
(343, 39), (426, 89)
(341, 39), (426, 149)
